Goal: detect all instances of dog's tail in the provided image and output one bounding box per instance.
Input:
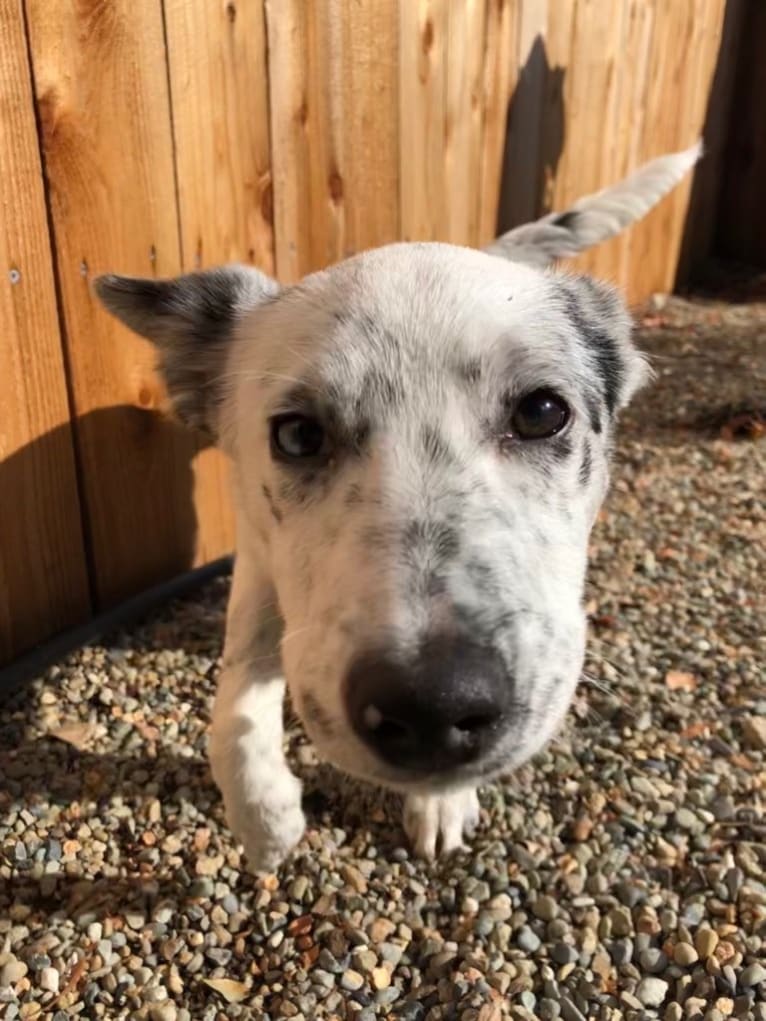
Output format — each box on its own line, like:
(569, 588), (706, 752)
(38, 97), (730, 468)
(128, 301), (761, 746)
(484, 140), (702, 268)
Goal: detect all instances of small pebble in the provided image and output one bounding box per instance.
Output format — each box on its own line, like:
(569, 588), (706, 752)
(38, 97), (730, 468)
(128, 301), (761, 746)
(517, 926), (541, 953)
(673, 941), (700, 966)
(2, 320), (764, 1021)
(740, 963), (766, 988)
(38, 967), (59, 993)
(636, 976), (669, 1007)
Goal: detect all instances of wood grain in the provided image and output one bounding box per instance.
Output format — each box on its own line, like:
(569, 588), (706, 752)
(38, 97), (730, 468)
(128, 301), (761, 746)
(399, 0), (449, 241)
(0, 0), (91, 664)
(478, 0), (520, 244)
(551, 0), (628, 283)
(164, 0), (274, 275)
(0, 0), (747, 665)
(163, 0), (277, 565)
(267, 0), (399, 281)
(25, 0), (232, 607)
(443, 0), (487, 245)
(626, 0), (707, 303)
(496, 0), (551, 231)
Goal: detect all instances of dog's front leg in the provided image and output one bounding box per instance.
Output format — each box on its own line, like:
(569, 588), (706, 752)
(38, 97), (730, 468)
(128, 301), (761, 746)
(209, 553), (305, 872)
(403, 787), (481, 860)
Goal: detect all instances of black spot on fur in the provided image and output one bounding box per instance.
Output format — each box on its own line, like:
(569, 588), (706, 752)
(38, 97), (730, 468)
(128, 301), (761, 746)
(585, 396), (603, 434)
(579, 441), (592, 486)
(552, 209), (581, 231)
(421, 425), (453, 465)
(358, 312), (378, 341)
(403, 520), (460, 563)
(425, 570), (447, 598)
(278, 470), (325, 507)
(458, 359), (482, 383)
(466, 559), (501, 598)
(549, 434), (573, 462)
(564, 289), (623, 413)
(261, 483), (283, 523)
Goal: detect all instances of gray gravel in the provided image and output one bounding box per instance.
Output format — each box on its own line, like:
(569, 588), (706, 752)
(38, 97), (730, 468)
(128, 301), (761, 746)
(1, 291), (765, 1020)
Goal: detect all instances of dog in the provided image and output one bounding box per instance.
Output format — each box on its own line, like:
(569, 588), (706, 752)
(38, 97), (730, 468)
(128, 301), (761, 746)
(96, 142), (700, 870)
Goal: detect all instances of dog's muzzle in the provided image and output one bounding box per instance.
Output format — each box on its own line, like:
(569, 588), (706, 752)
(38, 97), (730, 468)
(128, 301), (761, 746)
(345, 637), (512, 774)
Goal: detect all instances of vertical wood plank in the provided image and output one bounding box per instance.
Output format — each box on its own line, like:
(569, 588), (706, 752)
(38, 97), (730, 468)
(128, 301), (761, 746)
(0, 0), (91, 664)
(444, 0), (487, 245)
(338, 0), (400, 255)
(495, 0), (552, 231)
(610, 0), (657, 287)
(478, 0), (521, 244)
(164, 0), (274, 275)
(25, 0), (230, 607)
(267, 0), (399, 282)
(625, 0), (709, 303)
(493, 0), (730, 302)
(550, 0), (627, 282)
(399, 0), (449, 241)
(163, 0), (277, 565)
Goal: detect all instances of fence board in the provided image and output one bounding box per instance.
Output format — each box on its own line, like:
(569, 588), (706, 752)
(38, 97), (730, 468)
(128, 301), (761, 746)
(444, 0), (487, 246)
(478, 0), (520, 245)
(550, 0), (627, 283)
(0, 0), (91, 665)
(25, 0), (232, 607)
(623, 0), (710, 303)
(0, 0), (746, 665)
(164, 0), (274, 275)
(495, 0), (550, 231)
(267, 0), (399, 282)
(163, 0), (276, 564)
(399, 0), (449, 241)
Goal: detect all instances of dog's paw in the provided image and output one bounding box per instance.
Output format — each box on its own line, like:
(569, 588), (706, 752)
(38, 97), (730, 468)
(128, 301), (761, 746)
(225, 770), (306, 873)
(403, 787), (481, 860)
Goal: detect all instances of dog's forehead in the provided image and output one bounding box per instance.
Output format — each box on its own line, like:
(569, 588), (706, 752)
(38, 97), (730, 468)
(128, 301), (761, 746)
(256, 245), (579, 407)
(316, 243), (563, 356)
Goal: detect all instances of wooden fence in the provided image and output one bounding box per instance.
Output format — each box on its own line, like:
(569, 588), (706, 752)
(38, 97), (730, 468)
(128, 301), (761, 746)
(0, 0), (748, 666)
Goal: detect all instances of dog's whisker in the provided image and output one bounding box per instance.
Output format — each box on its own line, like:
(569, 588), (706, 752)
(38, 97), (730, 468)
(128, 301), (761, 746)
(580, 671), (629, 706)
(280, 626), (314, 645)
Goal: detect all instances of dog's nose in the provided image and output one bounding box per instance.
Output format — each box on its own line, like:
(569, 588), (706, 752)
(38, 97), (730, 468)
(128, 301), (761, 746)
(345, 639), (510, 772)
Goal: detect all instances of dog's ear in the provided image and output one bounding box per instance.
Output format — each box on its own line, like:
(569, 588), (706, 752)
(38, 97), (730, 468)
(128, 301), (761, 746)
(95, 265), (280, 438)
(563, 275), (650, 416)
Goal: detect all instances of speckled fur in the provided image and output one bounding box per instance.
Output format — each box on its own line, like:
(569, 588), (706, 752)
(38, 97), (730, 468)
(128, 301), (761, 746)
(95, 145), (699, 869)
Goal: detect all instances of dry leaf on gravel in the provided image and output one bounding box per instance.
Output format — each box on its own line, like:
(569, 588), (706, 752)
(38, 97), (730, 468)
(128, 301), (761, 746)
(665, 671), (697, 692)
(202, 978), (250, 1003)
(48, 722), (97, 750)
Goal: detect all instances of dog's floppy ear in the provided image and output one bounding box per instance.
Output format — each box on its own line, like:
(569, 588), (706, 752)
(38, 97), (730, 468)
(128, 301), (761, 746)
(95, 265), (279, 438)
(563, 275), (650, 415)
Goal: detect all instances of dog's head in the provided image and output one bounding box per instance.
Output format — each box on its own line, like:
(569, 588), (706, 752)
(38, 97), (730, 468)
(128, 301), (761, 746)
(97, 244), (647, 792)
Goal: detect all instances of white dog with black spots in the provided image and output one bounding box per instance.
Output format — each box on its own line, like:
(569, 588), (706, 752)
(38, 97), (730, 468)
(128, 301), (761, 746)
(97, 142), (700, 870)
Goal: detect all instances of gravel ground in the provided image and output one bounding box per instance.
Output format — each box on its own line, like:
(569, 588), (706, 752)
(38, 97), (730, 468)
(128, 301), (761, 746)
(1, 287), (765, 1021)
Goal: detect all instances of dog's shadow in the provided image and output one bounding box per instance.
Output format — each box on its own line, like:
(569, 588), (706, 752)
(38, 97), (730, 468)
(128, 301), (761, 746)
(0, 721), (408, 917)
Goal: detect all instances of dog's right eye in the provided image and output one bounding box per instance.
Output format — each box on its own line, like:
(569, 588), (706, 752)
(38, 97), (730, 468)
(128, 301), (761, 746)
(270, 414), (326, 461)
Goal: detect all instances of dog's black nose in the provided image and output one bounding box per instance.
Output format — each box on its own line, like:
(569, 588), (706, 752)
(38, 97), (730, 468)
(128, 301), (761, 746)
(345, 639), (510, 773)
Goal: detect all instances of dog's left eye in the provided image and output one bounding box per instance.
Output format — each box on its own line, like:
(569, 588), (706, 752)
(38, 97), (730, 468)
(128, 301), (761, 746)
(510, 389), (571, 439)
(271, 414), (326, 460)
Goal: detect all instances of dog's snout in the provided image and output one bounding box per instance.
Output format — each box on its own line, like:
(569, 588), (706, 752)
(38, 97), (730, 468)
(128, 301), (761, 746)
(346, 640), (510, 773)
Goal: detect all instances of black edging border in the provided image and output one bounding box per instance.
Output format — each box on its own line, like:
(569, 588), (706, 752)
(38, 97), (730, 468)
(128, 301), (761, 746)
(0, 555), (234, 703)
